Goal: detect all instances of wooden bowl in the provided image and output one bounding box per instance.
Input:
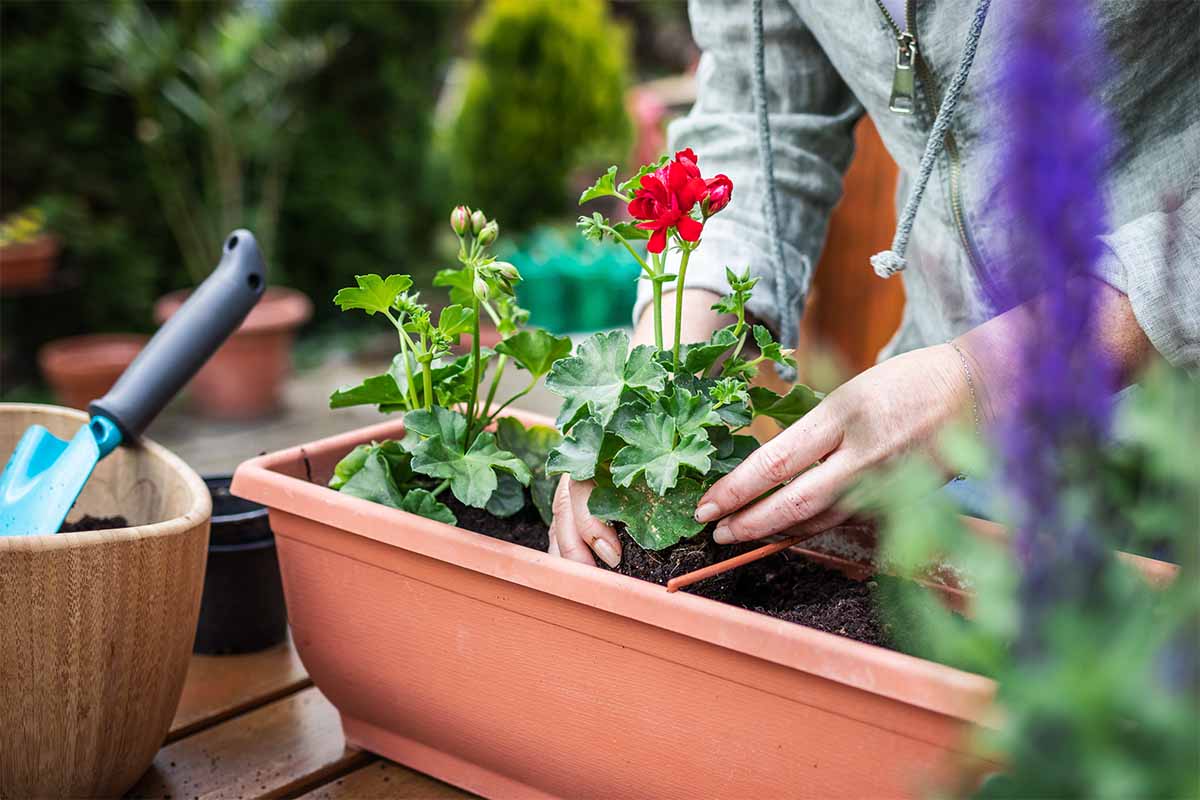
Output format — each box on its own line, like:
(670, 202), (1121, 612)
(0, 404), (211, 798)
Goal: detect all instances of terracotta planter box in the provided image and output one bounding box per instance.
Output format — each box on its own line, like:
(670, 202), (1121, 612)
(235, 411), (1030, 798)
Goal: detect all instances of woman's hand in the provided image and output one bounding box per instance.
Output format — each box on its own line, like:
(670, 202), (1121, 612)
(696, 344), (970, 544)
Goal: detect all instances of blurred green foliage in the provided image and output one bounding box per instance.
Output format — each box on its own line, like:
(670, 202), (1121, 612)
(855, 364), (1199, 799)
(448, 0), (632, 232)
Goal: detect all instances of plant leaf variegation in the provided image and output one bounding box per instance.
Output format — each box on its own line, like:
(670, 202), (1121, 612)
(548, 152), (823, 551)
(326, 206), (568, 526)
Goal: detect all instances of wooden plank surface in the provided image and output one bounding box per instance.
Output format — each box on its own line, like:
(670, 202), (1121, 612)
(129, 687), (370, 799)
(300, 760), (471, 799)
(170, 639), (310, 741)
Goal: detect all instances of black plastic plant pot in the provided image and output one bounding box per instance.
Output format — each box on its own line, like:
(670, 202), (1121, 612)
(193, 475), (288, 655)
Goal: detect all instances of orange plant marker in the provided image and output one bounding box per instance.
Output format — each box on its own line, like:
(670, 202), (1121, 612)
(666, 536), (804, 593)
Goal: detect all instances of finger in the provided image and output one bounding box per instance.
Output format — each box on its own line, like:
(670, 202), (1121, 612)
(567, 479), (622, 568)
(695, 406), (842, 524)
(712, 453), (854, 545)
(551, 476), (595, 566)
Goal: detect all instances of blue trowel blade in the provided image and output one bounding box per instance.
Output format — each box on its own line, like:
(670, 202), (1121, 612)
(0, 416), (123, 536)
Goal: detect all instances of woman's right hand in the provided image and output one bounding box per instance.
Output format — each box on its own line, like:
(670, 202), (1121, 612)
(547, 288), (729, 567)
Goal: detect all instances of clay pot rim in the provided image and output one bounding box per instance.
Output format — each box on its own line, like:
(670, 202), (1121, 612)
(233, 410), (1001, 724)
(0, 404), (211, 551)
(154, 286), (312, 335)
(37, 334), (149, 380)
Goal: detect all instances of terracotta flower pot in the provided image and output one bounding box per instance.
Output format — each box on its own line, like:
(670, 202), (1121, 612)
(38, 334), (149, 411)
(230, 412), (1179, 798)
(0, 404), (211, 798)
(0, 234), (59, 292)
(154, 286), (311, 419)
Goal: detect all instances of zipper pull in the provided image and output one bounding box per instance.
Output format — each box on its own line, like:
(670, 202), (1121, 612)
(889, 32), (918, 114)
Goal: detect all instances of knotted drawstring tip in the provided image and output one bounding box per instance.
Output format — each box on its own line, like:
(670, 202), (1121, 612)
(870, 250), (908, 278)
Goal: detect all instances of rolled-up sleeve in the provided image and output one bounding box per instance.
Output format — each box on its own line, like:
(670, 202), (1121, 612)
(633, 0), (862, 334)
(1094, 189), (1200, 368)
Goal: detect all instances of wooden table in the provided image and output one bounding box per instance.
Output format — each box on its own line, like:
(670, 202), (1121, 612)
(127, 640), (471, 799)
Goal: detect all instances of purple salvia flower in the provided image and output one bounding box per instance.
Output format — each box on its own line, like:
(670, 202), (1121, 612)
(990, 0), (1118, 634)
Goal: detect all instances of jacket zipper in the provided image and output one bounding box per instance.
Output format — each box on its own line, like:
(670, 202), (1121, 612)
(874, 0), (986, 276)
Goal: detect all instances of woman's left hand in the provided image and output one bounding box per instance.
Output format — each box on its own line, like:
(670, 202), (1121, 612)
(695, 344), (972, 543)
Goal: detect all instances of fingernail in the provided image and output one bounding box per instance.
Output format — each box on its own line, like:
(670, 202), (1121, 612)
(695, 502), (720, 523)
(713, 522), (733, 544)
(592, 538), (621, 568)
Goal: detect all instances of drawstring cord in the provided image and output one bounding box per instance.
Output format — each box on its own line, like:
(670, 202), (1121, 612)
(870, 0), (992, 277)
(751, 0), (799, 380)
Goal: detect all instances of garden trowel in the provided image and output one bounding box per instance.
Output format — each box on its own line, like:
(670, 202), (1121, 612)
(0, 230), (267, 536)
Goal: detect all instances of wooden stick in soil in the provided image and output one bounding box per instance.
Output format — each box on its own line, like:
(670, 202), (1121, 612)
(666, 536), (803, 593)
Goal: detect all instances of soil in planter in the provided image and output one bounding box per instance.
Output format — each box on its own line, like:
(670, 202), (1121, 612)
(444, 493), (549, 551)
(606, 527), (747, 602)
(59, 514), (129, 532)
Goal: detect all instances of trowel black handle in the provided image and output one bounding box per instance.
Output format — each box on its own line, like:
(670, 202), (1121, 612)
(90, 230), (267, 442)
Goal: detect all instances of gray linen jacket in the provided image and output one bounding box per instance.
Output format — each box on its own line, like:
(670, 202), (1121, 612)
(638, 0), (1200, 368)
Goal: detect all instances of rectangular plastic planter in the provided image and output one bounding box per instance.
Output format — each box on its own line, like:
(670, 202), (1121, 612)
(230, 411), (1015, 798)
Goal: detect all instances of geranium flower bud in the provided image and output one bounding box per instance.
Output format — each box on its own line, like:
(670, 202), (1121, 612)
(471, 209), (488, 235)
(450, 205), (471, 237)
(477, 220), (499, 247)
(473, 275), (490, 301)
(493, 260), (520, 282)
(701, 174), (733, 217)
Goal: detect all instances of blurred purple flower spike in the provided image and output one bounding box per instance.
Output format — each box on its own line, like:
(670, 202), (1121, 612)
(991, 0), (1119, 624)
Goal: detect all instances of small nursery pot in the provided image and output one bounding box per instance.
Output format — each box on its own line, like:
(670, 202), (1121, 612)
(0, 234), (58, 291)
(193, 475), (288, 655)
(38, 334), (149, 410)
(0, 404), (210, 798)
(154, 286), (312, 419)
(230, 411), (1170, 799)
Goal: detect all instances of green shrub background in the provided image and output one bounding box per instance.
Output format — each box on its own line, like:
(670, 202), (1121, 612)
(448, 0), (632, 232)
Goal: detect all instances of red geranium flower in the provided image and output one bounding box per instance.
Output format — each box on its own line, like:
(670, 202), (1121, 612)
(627, 149), (709, 254)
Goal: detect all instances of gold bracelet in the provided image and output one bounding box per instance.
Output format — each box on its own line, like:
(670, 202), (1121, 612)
(948, 341), (981, 436)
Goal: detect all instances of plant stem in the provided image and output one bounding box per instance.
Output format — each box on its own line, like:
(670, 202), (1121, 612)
(483, 355), (508, 417)
(609, 228), (654, 277)
(430, 479), (450, 498)
(422, 359), (434, 411)
(672, 246), (693, 369)
(465, 287), (483, 445)
(482, 378), (537, 429)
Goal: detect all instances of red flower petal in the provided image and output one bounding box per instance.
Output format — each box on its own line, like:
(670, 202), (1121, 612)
(647, 226), (667, 254)
(676, 214), (704, 242)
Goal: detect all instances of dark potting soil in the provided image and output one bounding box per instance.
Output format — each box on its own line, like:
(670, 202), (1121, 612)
(428, 498), (899, 649)
(59, 514), (129, 532)
(444, 493), (549, 551)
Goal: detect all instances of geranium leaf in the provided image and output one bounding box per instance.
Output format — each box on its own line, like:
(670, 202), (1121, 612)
(579, 165), (619, 204)
(679, 325), (739, 374)
(403, 406), (467, 448)
(437, 304), (475, 338)
(611, 412), (714, 495)
(752, 324), (797, 370)
(330, 372), (406, 410)
(485, 473), (526, 518)
(411, 429), (531, 508)
(546, 417), (604, 481)
(433, 266), (475, 307)
(328, 443), (371, 490)
(708, 428), (759, 475)
(546, 331), (667, 429)
(337, 449), (406, 506)
(657, 387), (723, 435)
(400, 488), (457, 525)
(495, 416), (563, 525)
(495, 329), (573, 378)
(589, 477), (706, 550)
(333, 274), (412, 316)
(749, 384), (823, 426)
(609, 221), (651, 241)
(616, 155), (668, 196)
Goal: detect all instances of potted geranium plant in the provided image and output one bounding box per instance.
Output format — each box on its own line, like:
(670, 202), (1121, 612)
(321, 206), (569, 538)
(546, 149), (821, 593)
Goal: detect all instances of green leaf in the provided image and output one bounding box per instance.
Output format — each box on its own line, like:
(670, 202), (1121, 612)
(408, 410), (532, 508)
(437, 304), (475, 338)
(330, 371), (407, 410)
(334, 274), (412, 316)
(577, 212), (608, 243)
(711, 377), (750, 408)
(485, 473), (526, 518)
(658, 387), (722, 435)
(708, 428), (759, 475)
(338, 448), (408, 507)
(579, 165), (619, 204)
(617, 155), (668, 196)
(611, 412), (714, 495)
(495, 329), (572, 378)
(589, 477), (706, 550)
(752, 325), (796, 370)
(329, 441), (413, 492)
(433, 266), (475, 307)
(750, 384), (823, 426)
(494, 416), (563, 525)
(546, 417), (604, 481)
(609, 221), (651, 241)
(400, 488), (457, 525)
(679, 325), (740, 374)
(546, 331), (667, 429)
(329, 444), (371, 490)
